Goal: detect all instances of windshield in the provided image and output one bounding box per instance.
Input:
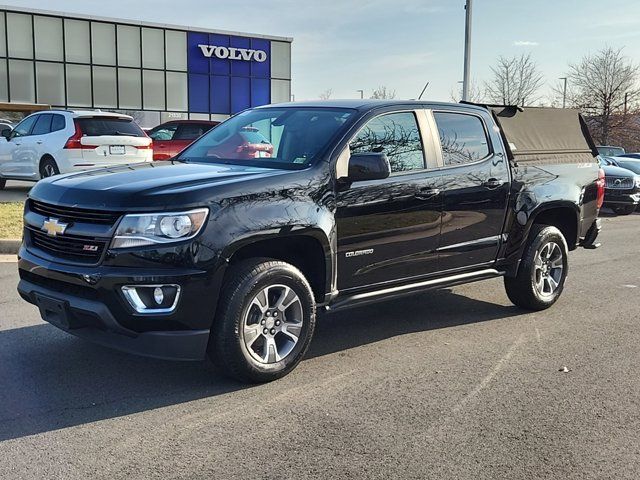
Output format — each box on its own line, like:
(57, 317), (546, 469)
(178, 107), (355, 169)
(615, 160), (640, 174)
(598, 146), (625, 157)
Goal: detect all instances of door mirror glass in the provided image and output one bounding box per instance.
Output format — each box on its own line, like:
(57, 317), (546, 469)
(348, 152), (391, 182)
(0, 128), (11, 140)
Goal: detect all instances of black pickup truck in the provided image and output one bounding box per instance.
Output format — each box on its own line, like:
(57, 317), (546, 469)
(17, 101), (603, 382)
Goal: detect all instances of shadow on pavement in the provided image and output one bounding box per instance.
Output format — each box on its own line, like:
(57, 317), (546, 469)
(0, 288), (522, 442)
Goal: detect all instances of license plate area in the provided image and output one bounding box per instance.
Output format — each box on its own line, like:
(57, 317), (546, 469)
(34, 293), (72, 330)
(109, 145), (126, 155)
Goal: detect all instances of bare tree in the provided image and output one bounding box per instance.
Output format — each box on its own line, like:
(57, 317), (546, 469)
(555, 47), (640, 145)
(484, 53), (544, 106)
(319, 88), (333, 100)
(450, 80), (484, 103)
(370, 86), (396, 100)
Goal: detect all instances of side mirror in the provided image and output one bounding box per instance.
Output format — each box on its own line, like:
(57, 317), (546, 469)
(0, 128), (11, 140)
(348, 152), (391, 182)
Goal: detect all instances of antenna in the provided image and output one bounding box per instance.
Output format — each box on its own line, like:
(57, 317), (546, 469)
(418, 82), (430, 100)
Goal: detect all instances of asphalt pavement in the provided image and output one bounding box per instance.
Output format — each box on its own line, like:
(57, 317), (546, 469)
(0, 180), (32, 202)
(0, 213), (639, 479)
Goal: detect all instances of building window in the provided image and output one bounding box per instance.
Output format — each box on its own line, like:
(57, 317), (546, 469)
(64, 19), (91, 63)
(165, 30), (187, 71)
(143, 70), (165, 110)
(271, 79), (290, 104)
(166, 71), (187, 111)
(92, 66), (117, 108)
(8, 59), (35, 103)
(0, 59), (7, 102)
(118, 68), (142, 109)
(142, 28), (164, 69)
(34, 16), (63, 62)
(66, 64), (92, 107)
(91, 22), (116, 65)
(117, 25), (141, 68)
(36, 62), (65, 105)
(7, 13), (33, 59)
(270, 41), (291, 80)
(433, 112), (491, 166)
(0, 13), (6, 57)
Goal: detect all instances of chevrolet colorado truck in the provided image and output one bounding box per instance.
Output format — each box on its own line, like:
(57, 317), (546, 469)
(17, 101), (603, 382)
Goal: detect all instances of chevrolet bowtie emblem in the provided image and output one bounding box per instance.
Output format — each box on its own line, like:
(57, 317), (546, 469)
(42, 218), (68, 237)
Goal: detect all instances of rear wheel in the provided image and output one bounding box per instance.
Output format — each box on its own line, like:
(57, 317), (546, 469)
(0, 178), (5, 190)
(209, 258), (316, 383)
(612, 205), (636, 215)
(39, 157), (59, 179)
(504, 225), (569, 311)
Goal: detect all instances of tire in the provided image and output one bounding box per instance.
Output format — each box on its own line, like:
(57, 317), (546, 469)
(612, 205), (636, 215)
(39, 157), (60, 179)
(209, 258), (316, 383)
(504, 225), (569, 311)
(0, 178), (5, 190)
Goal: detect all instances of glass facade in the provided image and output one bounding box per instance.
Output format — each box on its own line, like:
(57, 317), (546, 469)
(0, 8), (292, 127)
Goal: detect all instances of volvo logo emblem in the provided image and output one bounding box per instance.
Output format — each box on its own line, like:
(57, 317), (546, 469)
(614, 178), (623, 186)
(197, 44), (268, 62)
(42, 218), (68, 237)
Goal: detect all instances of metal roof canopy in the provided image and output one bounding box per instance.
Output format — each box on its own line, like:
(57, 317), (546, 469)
(0, 4), (293, 43)
(0, 102), (51, 113)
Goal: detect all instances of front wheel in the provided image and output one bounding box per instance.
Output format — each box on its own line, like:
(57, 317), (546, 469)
(504, 225), (569, 311)
(209, 258), (316, 383)
(612, 205), (636, 215)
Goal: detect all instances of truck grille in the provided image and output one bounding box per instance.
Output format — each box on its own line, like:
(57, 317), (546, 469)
(27, 227), (108, 264)
(605, 177), (634, 189)
(30, 200), (121, 225)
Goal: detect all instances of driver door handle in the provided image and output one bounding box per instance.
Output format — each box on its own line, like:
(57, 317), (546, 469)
(415, 187), (441, 200)
(483, 178), (505, 189)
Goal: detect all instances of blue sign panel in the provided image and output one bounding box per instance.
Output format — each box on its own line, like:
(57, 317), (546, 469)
(187, 32), (271, 115)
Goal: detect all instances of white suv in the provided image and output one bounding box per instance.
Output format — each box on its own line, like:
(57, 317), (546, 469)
(0, 110), (152, 189)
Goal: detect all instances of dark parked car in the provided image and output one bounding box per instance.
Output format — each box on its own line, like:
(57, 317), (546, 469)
(599, 156), (640, 214)
(148, 120), (219, 160)
(597, 145), (626, 157)
(17, 101), (602, 382)
(620, 153), (640, 160)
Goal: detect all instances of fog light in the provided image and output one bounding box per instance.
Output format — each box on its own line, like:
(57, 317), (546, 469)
(121, 285), (181, 314)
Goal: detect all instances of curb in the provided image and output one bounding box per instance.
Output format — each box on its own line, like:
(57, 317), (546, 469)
(0, 239), (20, 254)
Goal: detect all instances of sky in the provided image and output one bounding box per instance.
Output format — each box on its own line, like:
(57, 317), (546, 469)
(6, 0), (640, 102)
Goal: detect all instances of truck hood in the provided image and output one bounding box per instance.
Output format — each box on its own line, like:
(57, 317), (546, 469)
(29, 161), (291, 210)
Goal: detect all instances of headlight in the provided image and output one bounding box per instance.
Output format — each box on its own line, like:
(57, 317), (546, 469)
(636, 177), (640, 188)
(111, 208), (209, 249)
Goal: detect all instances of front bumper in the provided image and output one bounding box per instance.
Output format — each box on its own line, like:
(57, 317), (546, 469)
(603, 190), (640, 206)
(17, 247), (220, 361)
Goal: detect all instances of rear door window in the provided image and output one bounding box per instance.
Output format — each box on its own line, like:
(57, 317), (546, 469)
(149, 123), (178, 141)
(51, 114), (66, 132)
(31, 114), (53, 136)
(77, 117), (145, 137)
(433, 112), (491, 166)
(175, 123), (209, 140)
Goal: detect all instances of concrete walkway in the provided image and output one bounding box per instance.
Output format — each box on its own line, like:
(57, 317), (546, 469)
(0, 180), (32, 203)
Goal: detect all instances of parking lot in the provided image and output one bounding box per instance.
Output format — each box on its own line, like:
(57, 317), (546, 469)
(0, 181), (31, 203)
(0, 212), (637, 479)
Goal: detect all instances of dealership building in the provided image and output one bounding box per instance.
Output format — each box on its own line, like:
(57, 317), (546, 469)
(0, 6), (292, 126)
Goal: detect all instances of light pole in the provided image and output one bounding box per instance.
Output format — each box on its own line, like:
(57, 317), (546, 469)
(356, 89), (364, 99)
(559, 77), (567, 108)
(462, 0), (473, 101)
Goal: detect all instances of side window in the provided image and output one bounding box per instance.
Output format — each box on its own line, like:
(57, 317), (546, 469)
(11, 116), (38, 138)
(51, 114), (66, 132)
(31, 114), (53, 136)
(433, 112), (490, 166)
(349, 112), (425, 173)
(175, 124), (206, 140)
(149, 124), (178, 141)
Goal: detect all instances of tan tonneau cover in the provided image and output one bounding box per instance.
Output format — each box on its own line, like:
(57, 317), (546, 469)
(491, 106), (598, 165)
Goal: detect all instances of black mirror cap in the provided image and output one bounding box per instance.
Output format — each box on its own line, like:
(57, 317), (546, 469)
(348, 152), (391, 182)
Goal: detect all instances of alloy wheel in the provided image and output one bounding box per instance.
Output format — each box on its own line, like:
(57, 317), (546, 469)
(533, 241), (564, 297)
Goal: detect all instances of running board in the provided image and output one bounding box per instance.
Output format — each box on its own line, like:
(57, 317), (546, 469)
(326, 269), (504, 312)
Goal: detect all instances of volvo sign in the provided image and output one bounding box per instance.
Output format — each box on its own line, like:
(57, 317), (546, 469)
(198, 44), (267, 62)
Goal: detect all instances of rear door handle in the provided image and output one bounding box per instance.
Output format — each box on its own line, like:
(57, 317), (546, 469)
(483, 178), (505, 189)
(36, 141), (43, 144)
(415, 187), (441, 199)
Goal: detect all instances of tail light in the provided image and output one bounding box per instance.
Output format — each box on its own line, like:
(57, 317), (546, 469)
(596, 168), (605, 209)
(63, 120), (90, 149)
(135, 143), (153, 150)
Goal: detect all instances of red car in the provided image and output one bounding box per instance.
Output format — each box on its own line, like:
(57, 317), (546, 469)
(207, 127), (274, 160)
(148, 120), (219, 160)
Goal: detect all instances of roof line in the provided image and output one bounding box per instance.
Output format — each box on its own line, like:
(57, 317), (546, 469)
(0, 4), (293, 43)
